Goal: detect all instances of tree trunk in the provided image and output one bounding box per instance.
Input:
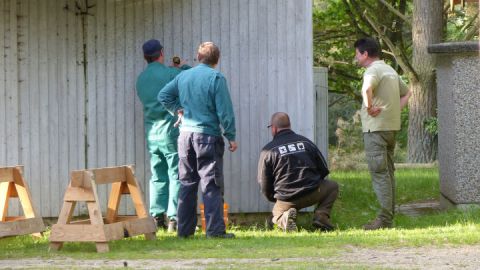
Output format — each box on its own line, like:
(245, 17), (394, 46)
(408, 0), (443, 163)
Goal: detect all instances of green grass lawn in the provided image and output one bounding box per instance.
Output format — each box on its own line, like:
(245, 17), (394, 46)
(1, 167), (480, 261)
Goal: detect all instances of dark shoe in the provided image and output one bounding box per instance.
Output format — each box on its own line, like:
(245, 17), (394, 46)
(363, 218), (392, 230)
(266, 214), (274, 230)
(312, 213), (335, 232)
(206, 233), (235, 239)
(167, 219), (177, 233)
(283, 208), (297, 232)
(154, 216), (167, 230)
(177, 233), (193, 239)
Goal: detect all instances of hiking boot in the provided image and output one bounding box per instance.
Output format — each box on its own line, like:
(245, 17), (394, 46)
(154, 216), (167, 230)
(363, 218), (392, 230)
(283, 208), (298, 232)
(167, 219), (177, 233)
(206, 232), (235, 239)
(312, 213), (335, 232)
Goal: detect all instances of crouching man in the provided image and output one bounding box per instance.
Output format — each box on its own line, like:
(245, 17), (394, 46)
(257, 112), (339, 232)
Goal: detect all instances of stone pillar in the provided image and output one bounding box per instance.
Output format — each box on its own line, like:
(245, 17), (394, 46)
(428, 41), (480, 208)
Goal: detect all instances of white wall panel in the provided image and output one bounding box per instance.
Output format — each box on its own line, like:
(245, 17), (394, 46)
(0, 0), (86, 217)
(0, 1), (6, 167)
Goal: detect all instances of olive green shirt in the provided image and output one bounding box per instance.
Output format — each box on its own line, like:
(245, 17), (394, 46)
(360, 60), (409, 132)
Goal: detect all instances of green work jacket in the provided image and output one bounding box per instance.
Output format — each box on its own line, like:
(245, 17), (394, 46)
(158, 63), (236, 141)
(136, 62), (185, 143)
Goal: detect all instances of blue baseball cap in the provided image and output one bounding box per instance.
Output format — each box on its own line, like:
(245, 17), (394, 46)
(142, 39), (163, 56)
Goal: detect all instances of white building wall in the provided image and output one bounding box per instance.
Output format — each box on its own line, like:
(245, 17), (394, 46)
(0, 0), (321, 216)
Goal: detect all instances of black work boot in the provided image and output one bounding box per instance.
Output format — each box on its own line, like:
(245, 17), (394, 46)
(363, 218), (392, 230)
(265, 214), (275, 230)
(312, 212), (335, 232)
(206, 232), (235, 239)
(154, 215), (167, 230)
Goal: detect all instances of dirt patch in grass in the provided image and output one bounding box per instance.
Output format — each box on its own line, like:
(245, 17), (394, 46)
(1, 245), (479, 269)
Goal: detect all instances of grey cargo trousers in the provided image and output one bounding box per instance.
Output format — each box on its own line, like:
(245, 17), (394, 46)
(363, 131), (396, 224)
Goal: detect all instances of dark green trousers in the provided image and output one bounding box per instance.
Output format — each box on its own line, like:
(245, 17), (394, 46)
(363, 131), (396, 224)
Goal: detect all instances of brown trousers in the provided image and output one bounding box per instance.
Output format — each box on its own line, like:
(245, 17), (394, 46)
(272, 179), (339, 229)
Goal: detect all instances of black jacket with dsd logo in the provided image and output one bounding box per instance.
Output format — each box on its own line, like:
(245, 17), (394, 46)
(257, 129), (330, 202)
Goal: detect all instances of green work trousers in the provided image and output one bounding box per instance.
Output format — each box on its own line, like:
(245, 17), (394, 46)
(363, 131), (396, 224)
(147, 138), (180, 221)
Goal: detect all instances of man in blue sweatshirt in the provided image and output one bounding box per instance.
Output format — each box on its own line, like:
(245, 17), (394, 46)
(158, 42), (237, 238)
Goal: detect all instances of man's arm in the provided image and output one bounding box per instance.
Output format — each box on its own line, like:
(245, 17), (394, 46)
(315, 148), (330, 179)
(361, 74), (381, 117)
(362, 85), (373, 109)
(400, 90), (411, 109)
(362, 85), (382, 117)
(180, 64), (192, 70)
(399, 79), (411, 109)
(214, 75), (237, 151)
(305, 140), (330, 179)
(257, 150), (275, 202)
(158, 77), (181, 115)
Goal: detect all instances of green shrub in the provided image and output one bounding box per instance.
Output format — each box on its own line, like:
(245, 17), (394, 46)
(330, 110), (407, 170)
(329, 110), (365, 170)
(424, 116), (438, 136)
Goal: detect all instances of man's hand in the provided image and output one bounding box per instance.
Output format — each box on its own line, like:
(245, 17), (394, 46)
(367, 106), (381, 117)
(400, 90), (412, 109)
(174, 109), (183, 128)
(228, 141), (238, 152)
(172, 57), (188, 68)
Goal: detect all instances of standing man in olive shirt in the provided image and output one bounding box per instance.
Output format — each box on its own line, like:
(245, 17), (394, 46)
(354, 37), (411, 230)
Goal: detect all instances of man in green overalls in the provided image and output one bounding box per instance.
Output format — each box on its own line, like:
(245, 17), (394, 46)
(136, 39), (189, 232)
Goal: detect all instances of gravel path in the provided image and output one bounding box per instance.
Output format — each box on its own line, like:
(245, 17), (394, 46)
(1, 245), (479, 269)
(340, 245), (480, 270)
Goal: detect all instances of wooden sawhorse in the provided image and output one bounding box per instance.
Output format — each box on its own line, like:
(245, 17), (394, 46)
(0, 166), (45, 238)
(49, 165), (156, 252)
